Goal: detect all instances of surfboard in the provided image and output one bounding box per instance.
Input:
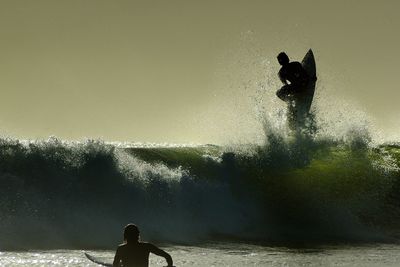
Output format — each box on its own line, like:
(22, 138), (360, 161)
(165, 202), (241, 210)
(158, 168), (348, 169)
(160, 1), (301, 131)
(299, 49), (317, 113)
(287, 49), (317, 130)
(84, 253), (113, 267)
(84, 252), (176, 267)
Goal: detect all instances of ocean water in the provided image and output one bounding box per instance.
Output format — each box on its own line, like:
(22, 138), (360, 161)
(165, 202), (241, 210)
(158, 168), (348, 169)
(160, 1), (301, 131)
(1, 133), (399, 248)
(2, 244), (400, 266)
(1, 102), (400, 265)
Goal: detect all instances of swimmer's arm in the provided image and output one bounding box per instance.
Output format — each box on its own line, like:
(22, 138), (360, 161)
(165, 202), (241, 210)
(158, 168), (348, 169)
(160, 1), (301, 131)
(149, 244), (174, 266)
(113, 247), (122, 267)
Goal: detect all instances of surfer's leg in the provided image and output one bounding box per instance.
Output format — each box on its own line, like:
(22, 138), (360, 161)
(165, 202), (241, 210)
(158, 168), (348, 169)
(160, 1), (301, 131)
(276, 85), (293, 101)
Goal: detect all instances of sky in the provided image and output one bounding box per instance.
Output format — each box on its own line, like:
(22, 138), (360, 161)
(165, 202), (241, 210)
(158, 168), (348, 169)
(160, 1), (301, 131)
(0, 0), (399, 144)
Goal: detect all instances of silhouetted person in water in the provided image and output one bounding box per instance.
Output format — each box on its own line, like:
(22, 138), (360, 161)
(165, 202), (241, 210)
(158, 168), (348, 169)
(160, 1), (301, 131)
(276, 52), (310, 101)
(113, 224), (174, 267)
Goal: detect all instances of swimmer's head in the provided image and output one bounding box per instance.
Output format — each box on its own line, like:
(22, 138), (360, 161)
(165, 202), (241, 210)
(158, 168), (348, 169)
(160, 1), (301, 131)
(124, 224), (140, 243)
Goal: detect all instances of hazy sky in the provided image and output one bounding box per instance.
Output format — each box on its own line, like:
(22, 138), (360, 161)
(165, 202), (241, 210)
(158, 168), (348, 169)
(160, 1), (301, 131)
(0, 0), (399, 144)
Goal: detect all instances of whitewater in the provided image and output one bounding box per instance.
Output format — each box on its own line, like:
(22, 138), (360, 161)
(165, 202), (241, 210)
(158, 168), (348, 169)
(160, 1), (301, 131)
(1, 119), (400, 265)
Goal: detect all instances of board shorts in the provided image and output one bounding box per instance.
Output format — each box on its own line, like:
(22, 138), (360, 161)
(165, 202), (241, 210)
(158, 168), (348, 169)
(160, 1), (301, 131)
(276, 84), (299, 101)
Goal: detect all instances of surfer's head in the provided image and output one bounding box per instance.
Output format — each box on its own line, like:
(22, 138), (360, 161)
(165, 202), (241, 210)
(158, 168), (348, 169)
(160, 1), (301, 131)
(277, 52), (289, 65)
(124, 224), (140, 243)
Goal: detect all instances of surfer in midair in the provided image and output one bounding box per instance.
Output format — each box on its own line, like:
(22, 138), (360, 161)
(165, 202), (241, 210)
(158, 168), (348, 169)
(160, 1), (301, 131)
(113, 224), (174, 267)
(276, 52), (311, 101)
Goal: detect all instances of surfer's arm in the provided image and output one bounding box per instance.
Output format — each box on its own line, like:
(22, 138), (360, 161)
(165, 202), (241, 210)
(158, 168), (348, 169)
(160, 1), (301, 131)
(112, 247), (122, 267)
(278, 69), (288, 85)
(149, 244), (174, 266)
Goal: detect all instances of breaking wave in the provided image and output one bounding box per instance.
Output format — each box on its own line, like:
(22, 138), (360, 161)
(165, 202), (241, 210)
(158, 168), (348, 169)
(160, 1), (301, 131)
(0, 119), (399, 250)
